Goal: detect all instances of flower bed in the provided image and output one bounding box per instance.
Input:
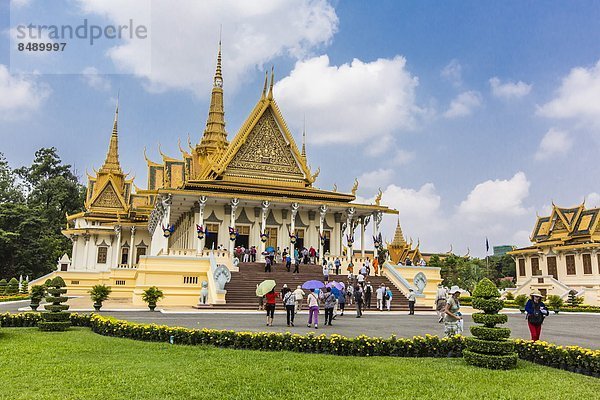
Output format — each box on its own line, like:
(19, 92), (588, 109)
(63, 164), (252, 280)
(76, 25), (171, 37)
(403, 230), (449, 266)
(1, 313), (598, 376)
(0, 294), (30, 303)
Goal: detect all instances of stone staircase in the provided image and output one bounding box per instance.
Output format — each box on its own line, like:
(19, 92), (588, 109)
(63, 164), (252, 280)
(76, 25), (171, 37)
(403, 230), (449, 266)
(215, 262), (431, 311)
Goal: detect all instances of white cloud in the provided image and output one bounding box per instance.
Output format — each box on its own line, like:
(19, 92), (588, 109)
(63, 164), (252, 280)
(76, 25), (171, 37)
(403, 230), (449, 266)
(76, 0), (338, 95)
(443, 90), (482, 118)
(11, 0), (32, 8)
(357, 168), (395, 190)
(489, 77), (532, 99)
(511, 230), (532, 248)
(534, 128), (572, 161)
(585, 192), (600, 208)
(0, 64), (50, 121)
(441, 59), (462, 87)
(538, 59), (600, 125)
(458, 172), (531, 221)
(81, 66), (112, 91)
(275, 55), (423, 146)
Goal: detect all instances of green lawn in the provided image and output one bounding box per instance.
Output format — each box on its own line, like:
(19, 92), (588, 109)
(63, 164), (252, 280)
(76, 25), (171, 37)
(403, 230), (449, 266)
(0, 328), (598, 400)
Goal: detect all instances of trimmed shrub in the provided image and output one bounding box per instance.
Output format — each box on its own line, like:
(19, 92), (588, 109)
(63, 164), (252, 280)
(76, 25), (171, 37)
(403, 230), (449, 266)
(465, 278), (517, 370)
(29, 285), (45, 310)
(505, 292), (515, 300)
(20, 280), (28, 294)
(0, 279), (6, 295)
(471, 313), (508, 327)
(6, 278), (19, 295)
(471, 298), (504, 314)
(514, 294), (527, 310)
(38, 277), (71, 331)
(546, 295), (563, 313)
(142, 287), (164, 311)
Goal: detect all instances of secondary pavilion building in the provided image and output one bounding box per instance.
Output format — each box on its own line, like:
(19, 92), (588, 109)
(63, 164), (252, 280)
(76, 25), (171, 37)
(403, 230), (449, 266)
(509, 203), (600, 305)
(30, 43), (436, 307)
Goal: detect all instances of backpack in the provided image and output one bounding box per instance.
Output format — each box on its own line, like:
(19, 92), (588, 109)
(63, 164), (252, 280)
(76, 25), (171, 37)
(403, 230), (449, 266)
(528, 304), (545, 325)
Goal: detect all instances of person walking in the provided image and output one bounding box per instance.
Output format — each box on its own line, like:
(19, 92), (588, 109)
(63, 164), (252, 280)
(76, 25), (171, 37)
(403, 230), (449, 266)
(338, 288), (346, 316)
(323, 287), (336, 326)
(264, 256), (272, 272)
(385, 286), (393, 311)
(364, 282), (372, 309)
(285, 253), (292, 272)
(334, 257), (341, 275)
(293, 257), (300, 273)
(293, 285), (305, 313)
(376, 284), (385, 311)
(283, 287), (296, 327)
(346, 283), (354, 306)
(444, 286), (463, 336)
(322, 261), (330, 283)
(373, 257), (379, 276)
(306, 288), (320, 329)
(250, 246), (257, 262)
(435, 284), (447, 323)
(354, 284), (363, 318)
(407, 288), (416, 315)
(525, 291), (549, 342)
(265, 288), (278, 326)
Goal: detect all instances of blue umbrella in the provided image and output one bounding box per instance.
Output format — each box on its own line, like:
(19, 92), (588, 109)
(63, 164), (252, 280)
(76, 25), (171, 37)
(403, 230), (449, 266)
(302, 280), (325, 290)
(326, 281), (344, 291)
(266, 246), (275, 253)
(331, 287), (341, 298)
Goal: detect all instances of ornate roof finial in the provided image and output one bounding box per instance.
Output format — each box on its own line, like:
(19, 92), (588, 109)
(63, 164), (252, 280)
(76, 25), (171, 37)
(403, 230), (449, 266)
(301, 115), (307, 160)
(214, 39), (223, 88)
(375, 188), (383, 206)
(267, 66), (274, 99)
(351, 178), (359, 196)
(262, 70), (268, 98)
(99, 96), (122, 174)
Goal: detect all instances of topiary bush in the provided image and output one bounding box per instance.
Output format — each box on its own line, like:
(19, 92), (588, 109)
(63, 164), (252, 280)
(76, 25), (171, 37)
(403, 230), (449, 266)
(465, 278), (517, 370)
(546, 295), (564, 314)
(20, 279), (28, 294)
(514, 294), (527, 311)
(0, 279), (7, 295)
(38, 277), (71, 331)
(6, 278), (19, 295)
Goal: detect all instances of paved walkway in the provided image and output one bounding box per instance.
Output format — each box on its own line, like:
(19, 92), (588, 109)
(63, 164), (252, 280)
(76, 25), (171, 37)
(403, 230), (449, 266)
(2, 300), (598, 349)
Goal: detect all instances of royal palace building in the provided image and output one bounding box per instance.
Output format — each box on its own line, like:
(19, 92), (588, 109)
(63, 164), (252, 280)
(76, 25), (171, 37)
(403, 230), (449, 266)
(509, 203), (600, 305)
(33, 44), (441, 307)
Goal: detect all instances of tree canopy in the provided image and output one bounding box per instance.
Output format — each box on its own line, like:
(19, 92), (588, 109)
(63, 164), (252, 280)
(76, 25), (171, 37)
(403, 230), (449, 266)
(0, 148), (85, 279)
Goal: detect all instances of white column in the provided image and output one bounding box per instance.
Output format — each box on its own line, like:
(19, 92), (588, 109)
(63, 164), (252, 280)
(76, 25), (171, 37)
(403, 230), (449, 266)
(360, 217), (365, 258)
(83, 234), (91, 271)
(128, 226), (136, 268)
(162, 195), (172, 254)
(346, 207), (355, 262)
(70, 235), (78, 269)
(290, 203), (299, 257)
(319, 205), (328, 261)
(196, 196), (207, 254)
(260, 200), (270, 260)
(229, 198), (239, 256)
(113, 225), (122, 268)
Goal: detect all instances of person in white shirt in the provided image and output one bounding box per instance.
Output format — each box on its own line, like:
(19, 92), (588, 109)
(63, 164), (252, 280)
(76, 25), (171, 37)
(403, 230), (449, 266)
(407, 288), (416, 315)
(293, 285), (305, 314)
(322, 261), (330, 283)
(357, 273), (365, 287)
(376, 284), (385, 311)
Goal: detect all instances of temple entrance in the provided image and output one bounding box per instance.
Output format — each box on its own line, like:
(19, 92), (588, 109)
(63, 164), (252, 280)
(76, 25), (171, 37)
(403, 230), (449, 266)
(294, 228), (305, 250)
(266, 227), (278, 250)
(236, 225), (250, 248)
(205, 223), (219, 250)
(323, 230), (331, 254)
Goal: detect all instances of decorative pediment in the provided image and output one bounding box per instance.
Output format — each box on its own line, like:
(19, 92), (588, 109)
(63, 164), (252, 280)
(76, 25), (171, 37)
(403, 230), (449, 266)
(88, 178), (128, 211)
(235, 208), (253, 224)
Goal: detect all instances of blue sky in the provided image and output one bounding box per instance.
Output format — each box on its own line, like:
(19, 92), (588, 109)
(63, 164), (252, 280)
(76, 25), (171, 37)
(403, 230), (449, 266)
(2, 0), (600, 256)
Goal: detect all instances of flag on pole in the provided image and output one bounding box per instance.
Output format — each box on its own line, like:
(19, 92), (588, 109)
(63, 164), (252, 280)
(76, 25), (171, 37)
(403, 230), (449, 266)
(485, 237), (489, 253)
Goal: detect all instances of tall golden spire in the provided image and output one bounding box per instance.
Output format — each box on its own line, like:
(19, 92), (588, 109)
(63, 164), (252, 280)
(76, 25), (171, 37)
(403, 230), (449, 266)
(392, 217), (407, 246)
(99, 99), (122, 174)
(301, 115), (307, 161)
(198, 40), (228, 155)
(267, 66), (274, 100)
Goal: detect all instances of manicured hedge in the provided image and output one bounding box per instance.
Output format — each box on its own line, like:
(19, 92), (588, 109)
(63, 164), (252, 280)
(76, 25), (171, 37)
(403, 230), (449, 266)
(465, 337), (515, 354)
(471, 298), (504, 314)
(463, 349), (519, 370)
(471, 313), (508, 327)
(0, 295), (30, 303)
(470, 325), (511, 341)
(1, 313), (598, 377)
(461, 297), (600, 313)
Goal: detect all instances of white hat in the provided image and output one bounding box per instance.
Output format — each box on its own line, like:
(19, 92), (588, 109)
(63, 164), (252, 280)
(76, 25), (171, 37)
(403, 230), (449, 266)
(449, 285), (461, 294)
(283, 284), (288, 288)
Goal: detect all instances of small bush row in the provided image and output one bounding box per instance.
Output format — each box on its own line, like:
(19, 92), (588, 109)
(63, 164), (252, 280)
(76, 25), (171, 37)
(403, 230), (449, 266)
(0, 294), (30, 303)
(461, 297), (600, 313)
(1, 313), (598, 376)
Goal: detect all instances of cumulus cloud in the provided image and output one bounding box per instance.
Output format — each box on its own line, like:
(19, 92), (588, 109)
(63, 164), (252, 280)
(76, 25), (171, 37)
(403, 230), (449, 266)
(76, 0), (338, 95)
(274, 55), (423, 146)
(441, 59), (462, 87)
(357, 168), (395, 190)
(489, 77), (532, 99)
(81, 66), (112, 91)
(585, 192), (600, 208)
(534, 128), (572, 161)
(0, 64), (50, 121)
(443, 90), (482, 118)
(537, 59), (600, 125)
(457, 172), (531, 221)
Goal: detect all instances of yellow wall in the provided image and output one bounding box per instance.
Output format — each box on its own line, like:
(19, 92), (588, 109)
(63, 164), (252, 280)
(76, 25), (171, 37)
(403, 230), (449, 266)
(382, 263), (442, 308)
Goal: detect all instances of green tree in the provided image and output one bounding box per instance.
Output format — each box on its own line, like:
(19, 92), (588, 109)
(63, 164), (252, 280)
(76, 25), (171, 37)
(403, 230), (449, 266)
(0, 153), (24, 204)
